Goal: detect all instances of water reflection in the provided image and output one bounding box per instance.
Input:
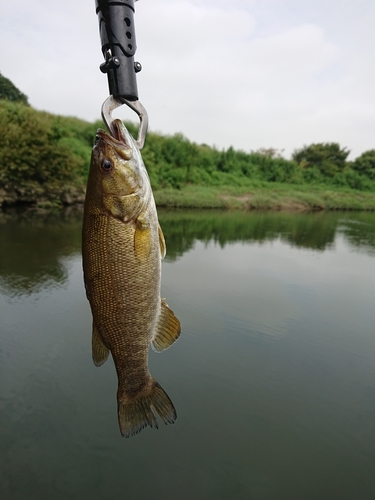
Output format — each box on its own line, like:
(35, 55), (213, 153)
(158, 210), (375, 260)
(0, 208), (374, 297)
(0, 208), (83, 297)
(337, 214), (375, 255)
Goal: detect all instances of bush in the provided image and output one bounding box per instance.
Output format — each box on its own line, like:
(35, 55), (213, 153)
(0, 73), (29, 105)
(261, 157), (298, 182)
(352, 150), (375, 179)
(0, 100), (94, 188)
(332, 168), (375, 191)
(292, 143), (350, 177)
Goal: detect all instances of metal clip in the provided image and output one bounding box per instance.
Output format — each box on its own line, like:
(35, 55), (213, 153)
(101, 95), (149, 150)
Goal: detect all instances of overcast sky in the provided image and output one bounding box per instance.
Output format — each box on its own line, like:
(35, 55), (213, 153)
(1, 0), (374, 159)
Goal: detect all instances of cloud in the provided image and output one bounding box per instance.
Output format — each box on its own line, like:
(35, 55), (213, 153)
(0, 0), (374, 158)
(137, 4), (347, 154)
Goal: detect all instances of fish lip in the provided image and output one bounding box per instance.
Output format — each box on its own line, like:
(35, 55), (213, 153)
(111, 120), (128, 145)
(96, 121), (133, 161)
(96, 119), (129, 147)
(96, 128), (126, 148)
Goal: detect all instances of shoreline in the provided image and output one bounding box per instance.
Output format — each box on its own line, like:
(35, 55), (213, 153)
(1, 184), (374, 212)
(153, 185), (375, 212)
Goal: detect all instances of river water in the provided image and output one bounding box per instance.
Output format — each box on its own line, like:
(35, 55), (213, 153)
(1, 209), (374, 500)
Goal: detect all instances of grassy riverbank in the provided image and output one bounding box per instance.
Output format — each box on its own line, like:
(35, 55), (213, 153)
(0, 98), (374, 211)
(2, 184), (373, 212)
(154, 184), (375, 211)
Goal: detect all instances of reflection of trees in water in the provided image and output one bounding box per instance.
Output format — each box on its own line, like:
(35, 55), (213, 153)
(1, 267), (68, 298)
(1, 208), (374, 296)
(337, 214), (375, 255)
(0, 208), (83, 297)
(159, 209), (375, 261)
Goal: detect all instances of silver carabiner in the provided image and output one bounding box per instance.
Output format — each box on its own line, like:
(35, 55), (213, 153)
(101, 95), (149, 150)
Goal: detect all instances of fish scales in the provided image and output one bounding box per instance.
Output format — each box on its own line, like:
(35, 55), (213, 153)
(82, 119), (180, 437)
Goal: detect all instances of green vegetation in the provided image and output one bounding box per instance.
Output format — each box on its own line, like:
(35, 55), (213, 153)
(352, 149), (375, 179)
(143, 137), (375, 194)
(0, 72), (29, 105)
(292, 142), (349, 177)
(0, 75), (374, 210)
(0, 99), (100, 207)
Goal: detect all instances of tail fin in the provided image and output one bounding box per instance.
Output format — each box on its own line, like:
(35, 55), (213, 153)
(117, 379), (176, 438)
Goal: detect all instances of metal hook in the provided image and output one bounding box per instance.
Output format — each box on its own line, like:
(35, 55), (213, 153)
(101, 95), (149, 150)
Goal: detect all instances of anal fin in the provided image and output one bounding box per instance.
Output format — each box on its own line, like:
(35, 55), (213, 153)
(92, 322), (110, 367)
(152, 299), (181, 352)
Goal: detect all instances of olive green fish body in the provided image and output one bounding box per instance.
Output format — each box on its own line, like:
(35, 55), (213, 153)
(82, 120), (180, 437)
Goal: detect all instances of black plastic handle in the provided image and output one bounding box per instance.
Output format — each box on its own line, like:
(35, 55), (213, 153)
(95, 0), (140, 101)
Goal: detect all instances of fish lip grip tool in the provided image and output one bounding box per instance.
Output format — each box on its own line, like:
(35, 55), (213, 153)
(96, 0), (148, 148)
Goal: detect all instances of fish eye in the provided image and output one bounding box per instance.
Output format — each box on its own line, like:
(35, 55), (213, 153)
(100, 158), (113, 173)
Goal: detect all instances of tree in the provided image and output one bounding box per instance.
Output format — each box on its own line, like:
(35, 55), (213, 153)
(352, 150), (375, 179)
(292, 143), (350, 177)
(255, 147), (285, 159)
(0, 72), (29, 105)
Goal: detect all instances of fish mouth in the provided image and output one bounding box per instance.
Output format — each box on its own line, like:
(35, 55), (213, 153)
(111, 119), (128, 145)
(96, 119), (133, 160)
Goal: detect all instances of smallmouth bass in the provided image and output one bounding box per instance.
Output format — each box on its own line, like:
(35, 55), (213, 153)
(82, 119), (180, 437)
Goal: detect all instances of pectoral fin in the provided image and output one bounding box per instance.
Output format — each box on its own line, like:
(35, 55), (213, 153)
(158, 223), (166, 259)
(152, 299), (181, 352)
(92, 322), (110, 367)
(134, 217), (152, 262)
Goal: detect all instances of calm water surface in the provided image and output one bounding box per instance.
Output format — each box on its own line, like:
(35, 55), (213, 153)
(1, 209), (374, 500)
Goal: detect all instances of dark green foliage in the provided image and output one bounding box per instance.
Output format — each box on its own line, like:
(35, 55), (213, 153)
(302, 166), (324, 184)
(0, 73), (29, 105)
(335, 168), (374, 191)
(142, 136), (301, 188)
(0, 100), (97, 188)
(142, 132), (202, 189)
(248, 152), (300, 183)
(292, 143), (350, 177)
(351, 150), (375, 179)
